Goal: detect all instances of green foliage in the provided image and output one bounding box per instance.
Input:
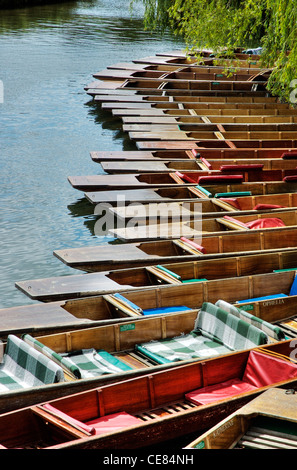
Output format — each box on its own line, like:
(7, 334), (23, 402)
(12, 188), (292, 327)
(131, 0), (297, 102)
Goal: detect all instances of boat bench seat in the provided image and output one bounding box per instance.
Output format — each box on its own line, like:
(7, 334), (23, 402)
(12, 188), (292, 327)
(215, 300), (286, 342)
(22, 334), (133, 379)
(135, 302), (269, 364)
(38, 404), (141, 435)
(185, 349), (297, 405)
(0, 335), (65, 392)
(104, 292), (193, 317)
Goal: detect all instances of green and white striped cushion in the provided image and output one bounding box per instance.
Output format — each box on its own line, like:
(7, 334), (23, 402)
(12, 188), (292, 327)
(195, 302), (269, 351)
(215, 300), (285, 341)
(0, 335), (64, 391)
(136, 302), (268, 364)
(23, 334), (133, 379)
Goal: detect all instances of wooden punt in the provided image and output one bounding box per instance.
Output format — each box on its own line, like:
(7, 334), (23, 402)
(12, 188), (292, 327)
(120, 114), (297, 125)
(68, 171), (297, 192)
(53, 225), (297, 272)
(135, 139), (297, 150)
(107, 193), (297, 223)
(128, 130), (297, 142)
(4, 267), (297, 343)
(99, 95), (282, 110)
(90, 148), (297, 163)
(16, 248), (297, 302)
(184, 387), (297, 449)
(108, 209), (297, 241)
(91, 67), (268, 85)
(3, 269), (297, 412)
(0, 341), (296, 448)
(100, 157), (297, 174)
(84, 181), (297, 206)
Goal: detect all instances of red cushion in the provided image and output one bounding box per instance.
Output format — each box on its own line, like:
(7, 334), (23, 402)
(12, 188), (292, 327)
(253, 204), (284, 210)
(198, 175), (243, 184)
(185, 379), (257, 405)
(283, 175), (297, 182)
(220, 164), (264, 171)
(242, 350), (297, 388)
(245, 217), (285, 229)
(219, 198), (241, 209)
(180, 237), (206, 253)
(223, 215), (249, 228)
(281, 151), (297, 159)
(175, 171), (197, 184)
(200, 157), (213, 169)
(86, 412), (140, 435)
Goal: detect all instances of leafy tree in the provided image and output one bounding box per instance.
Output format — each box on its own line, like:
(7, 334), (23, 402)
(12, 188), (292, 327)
(131, 0), (297, 102)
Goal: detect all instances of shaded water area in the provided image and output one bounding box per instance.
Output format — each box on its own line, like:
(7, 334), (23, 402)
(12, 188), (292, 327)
(0, 0), (185, 308)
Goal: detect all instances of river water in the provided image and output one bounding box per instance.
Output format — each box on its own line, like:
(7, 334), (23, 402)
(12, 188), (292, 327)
(0, 0), (185, 308)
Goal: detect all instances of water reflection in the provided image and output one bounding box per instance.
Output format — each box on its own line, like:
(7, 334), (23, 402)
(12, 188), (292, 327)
(0, 0), (185, 308)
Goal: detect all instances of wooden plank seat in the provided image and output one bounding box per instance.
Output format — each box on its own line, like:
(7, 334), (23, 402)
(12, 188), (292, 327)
(134, 302), (270, 365)
(0, 335), (65, 392)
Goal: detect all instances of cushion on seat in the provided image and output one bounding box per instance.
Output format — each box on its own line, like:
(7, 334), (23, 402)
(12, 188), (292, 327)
(236, 294), (287, 304)
(142, 306), (192, 316)
(198, 175), (243, 184)
(283, 175), (297, 182)
(180, 237), (207, 253)
(281, 152), (297, 159)
(245, 218), (285, 229)
(219, 198), (242, 209)
(200, 157), (213, 169)
(220, 164), (264, 171)
(194, 302), (269, 350)
(60, 349), (133, 378)
(136, 302), (268, 364)
(0, 335), (64, 392)
(86, 412), (141, 435)
(289, 275), (297, 295)
(135, 332), (232, 364)
(242, 350), (297, 387)
(253, 204), (284, 210)
(215, 300), (285, 342)
(175, 171), (197, 184)
(23, 334), (82, 379)
(185, 378), (257, 405)
(185, 349), (297, 406)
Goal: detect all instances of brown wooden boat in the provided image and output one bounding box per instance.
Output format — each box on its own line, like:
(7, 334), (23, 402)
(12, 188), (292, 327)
(111, 103), (297, 117)
(108, 209), (297, 242)
(53, 225), (297, 272)
(68, 171), (297, 192)
(107, 194), (297, 224)
(8, 268), (297, 331)
(90, 148), (297, 163)
(184, 387), (297, 449)
(136, 139), (297, 150)
(100, 157), (297, 174)
(15, 248), (297, 302)
(0, 280), (294, 414)
(85, 180), (297, 205)
(0, 341), (296, 449)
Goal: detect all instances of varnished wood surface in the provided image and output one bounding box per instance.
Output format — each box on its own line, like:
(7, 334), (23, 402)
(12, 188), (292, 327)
(16, 248), (297, 301)
(0, 341), (296, 448)
(185, 388), (297, 449)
